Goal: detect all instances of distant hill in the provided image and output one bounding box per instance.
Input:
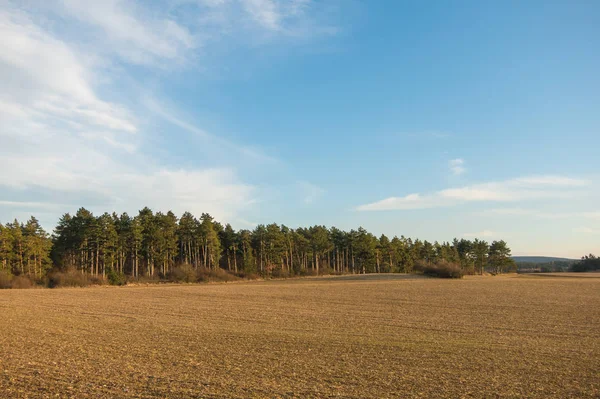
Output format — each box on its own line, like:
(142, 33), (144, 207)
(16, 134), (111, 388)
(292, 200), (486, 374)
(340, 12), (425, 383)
(512, 256), (577, 264)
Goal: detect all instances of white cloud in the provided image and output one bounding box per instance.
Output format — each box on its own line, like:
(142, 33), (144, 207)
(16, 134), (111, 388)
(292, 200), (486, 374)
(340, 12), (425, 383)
(0, 8), (136, 138)
(59, 0), (196, 66)
(142, 96), (276, 163)
(483, 208), (600, 220)
(356, 175), (589, 211)
(0, 3), (253, 224)
(463, 230), (496, 238)
(449, 158), (466, 176)
(0, 0), (340, 228)
(242, 0), (281, 30)
(0, 5), (139, 170)
(112, 169), (254, 221)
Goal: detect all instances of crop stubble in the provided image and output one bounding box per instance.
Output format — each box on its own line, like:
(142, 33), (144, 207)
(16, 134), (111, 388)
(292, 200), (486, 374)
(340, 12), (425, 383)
(0, 275), (598, 398)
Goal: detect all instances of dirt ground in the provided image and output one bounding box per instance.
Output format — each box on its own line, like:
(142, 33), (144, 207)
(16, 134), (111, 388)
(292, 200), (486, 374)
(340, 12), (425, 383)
(1, 274), (598, 398)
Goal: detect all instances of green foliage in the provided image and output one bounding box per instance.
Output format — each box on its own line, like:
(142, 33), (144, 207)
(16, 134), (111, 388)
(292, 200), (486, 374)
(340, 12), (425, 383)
(472, 239), (489, 275)
(1, 217), (51, 278)
(2, 206), (525, 287)
(570, 254), (600, 272)
(488, 240), (515, 274)
(106, 267), (126, 286)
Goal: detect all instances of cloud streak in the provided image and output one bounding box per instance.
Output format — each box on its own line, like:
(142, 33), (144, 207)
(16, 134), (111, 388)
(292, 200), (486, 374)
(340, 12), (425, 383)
(449, 158), (466, 176)
(0, 0), (338, 228)
(482, 208), (600, 220)
(60, 0), (196, 66)
(356, 175), (589, 211)
(142, 96), (276, 164)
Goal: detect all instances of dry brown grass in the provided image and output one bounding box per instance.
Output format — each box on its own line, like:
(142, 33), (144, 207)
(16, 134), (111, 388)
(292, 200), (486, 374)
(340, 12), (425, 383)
(0, 274), (598, 398)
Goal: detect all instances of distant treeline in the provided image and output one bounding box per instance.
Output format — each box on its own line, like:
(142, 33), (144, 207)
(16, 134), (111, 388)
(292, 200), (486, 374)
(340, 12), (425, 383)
(516, 260), (574, 273)
(516, 255), (599, 273)
(1, 207), (518, 287)
(571, 255), (600, 272)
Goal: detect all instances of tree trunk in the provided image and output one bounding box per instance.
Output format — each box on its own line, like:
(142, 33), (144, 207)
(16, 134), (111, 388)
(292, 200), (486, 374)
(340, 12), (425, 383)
(233, 245), (238, 273)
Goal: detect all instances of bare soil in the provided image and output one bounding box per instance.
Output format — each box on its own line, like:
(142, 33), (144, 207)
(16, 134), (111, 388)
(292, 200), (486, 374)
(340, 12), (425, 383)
(1, 274), (598, 398)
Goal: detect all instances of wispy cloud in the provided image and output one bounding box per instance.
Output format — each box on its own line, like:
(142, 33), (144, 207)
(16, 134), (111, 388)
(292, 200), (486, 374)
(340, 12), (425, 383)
(356, 175), (589, 211)
(482, 208), (600, 220)
(0, 5), (139, 170)
(240, 0), (338, 37)
(0, 8), (245, 219)
(0, 0), (338, 227)
(0, 7), (137, 138)
(449, 158), (466, 176)
(242, 0), (282, 30)
(142, 96), (276, 163)
(60, 0), (196, 66)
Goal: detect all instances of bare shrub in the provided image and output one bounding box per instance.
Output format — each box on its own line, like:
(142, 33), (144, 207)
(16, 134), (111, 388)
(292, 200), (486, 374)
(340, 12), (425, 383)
(196, 267), (240, 283)
(11, 275), (34, 289)
(415, 260), (464, 279)
(47, 269), (103, 288)
(0, 271), (12, 289)
(318, 266), (335, 276)
(299, 268), (319, 277)
(168, 265), (197, 283)
(271, 268), (291, 278)
(236, 271), (261, 280)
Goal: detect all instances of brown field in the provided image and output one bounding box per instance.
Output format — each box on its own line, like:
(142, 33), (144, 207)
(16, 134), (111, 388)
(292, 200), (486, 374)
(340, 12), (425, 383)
(1, 275), (599, 398)
(520, 272), (600, 278)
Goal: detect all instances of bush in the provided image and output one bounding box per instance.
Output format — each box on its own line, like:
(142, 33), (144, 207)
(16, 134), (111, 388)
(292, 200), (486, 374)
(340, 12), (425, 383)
(298, 268), (319, 277)
(0, 272), (36, 289)
(11, 275), (34, 289)
(235, 270), (261, 280)
(196, 267), (239, 283)
(47, 269), (103, 288)
(167, 265), (197, 283)
(270, 268), (291, 278)
(107, 267), (126, 286)
(0, 270), (12, 289)
(416, 260), (464, 279)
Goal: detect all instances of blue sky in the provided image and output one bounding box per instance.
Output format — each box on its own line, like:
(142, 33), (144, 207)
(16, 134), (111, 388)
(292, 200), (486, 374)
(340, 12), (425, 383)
(0, 0), (598, 257)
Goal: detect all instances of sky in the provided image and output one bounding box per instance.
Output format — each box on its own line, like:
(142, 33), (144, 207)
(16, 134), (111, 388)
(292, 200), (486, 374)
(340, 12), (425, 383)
(0, 0), (599, 258)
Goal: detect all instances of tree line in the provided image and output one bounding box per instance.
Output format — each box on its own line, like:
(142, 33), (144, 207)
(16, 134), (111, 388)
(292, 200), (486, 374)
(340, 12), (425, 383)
(0, 207), (517, 283)
(571, 254), (600, 272)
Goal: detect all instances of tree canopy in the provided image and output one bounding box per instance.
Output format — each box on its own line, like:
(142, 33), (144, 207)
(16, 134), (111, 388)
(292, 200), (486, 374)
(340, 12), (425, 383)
(0, 207), (524, 283)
